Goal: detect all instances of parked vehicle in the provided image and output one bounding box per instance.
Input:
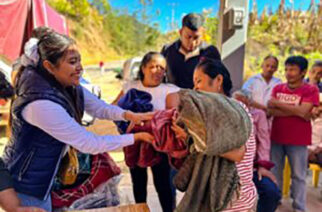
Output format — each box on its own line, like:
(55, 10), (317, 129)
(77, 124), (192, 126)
(121, 57), (142, 81)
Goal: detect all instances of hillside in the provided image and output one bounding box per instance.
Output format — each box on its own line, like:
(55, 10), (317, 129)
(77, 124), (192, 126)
(48, 0), (161, 65)
(48, 0), (321, 79)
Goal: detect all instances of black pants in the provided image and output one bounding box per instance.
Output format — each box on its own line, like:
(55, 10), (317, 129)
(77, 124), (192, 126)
(130, 154), (174, 212)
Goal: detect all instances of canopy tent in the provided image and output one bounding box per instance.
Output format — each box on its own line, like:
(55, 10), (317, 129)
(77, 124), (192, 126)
(0, 0), (68, 62)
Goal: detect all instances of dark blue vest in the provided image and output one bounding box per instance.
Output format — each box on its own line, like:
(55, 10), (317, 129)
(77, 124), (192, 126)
(3, 67), (84, 200)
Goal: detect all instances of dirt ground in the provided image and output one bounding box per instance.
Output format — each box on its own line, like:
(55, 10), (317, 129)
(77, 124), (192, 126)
(0, 69), (321, 212)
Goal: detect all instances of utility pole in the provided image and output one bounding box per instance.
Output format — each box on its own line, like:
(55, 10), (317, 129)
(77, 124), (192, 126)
(167, 3), (178, 31)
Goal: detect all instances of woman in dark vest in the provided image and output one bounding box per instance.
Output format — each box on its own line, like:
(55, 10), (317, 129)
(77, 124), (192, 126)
(3, 32), (154, 211)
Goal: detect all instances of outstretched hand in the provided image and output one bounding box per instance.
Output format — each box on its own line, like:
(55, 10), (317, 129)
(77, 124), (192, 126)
(171, 113), (188, 141)
(124, 111), (155, 126)
(133, 132), (155, 144)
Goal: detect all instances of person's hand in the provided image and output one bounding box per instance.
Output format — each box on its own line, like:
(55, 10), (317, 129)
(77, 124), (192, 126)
(124, 111), (155, 125)
(303, 106), (321, 121)
(303, 112), (313, 121)
(267, 98), (279, 108)
(0, 189), (46, 212)
(258, 167), (277, 185)
(311, 107), (321, 119)
(266, 108), (272, 117)
(315, 145), (322, 153)
(171, 114), (188, 141)
(15, 207), (47, 212)
(133, 132), (154, 144)
(267, 100), (274, 109)
(308, 151), (318, 163)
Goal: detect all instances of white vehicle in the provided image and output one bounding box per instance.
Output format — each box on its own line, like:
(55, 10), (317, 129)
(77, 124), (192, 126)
(80, 77), (101, 126)
(122, 57), (142, 82)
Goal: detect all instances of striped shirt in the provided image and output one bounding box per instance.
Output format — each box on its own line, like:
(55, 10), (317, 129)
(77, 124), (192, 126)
(223, 105), (257, 212)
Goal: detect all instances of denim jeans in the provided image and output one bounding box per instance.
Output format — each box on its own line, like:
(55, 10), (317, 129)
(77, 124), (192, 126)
(17, 193), (52, 211)
(271, 143), (308, 211)
(253, 171), (281, 212)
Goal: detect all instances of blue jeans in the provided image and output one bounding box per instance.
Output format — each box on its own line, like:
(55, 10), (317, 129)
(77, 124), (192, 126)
(271, 143), (308, 211)
(253, 171), (281, 212)
(17, 193), (52, 211)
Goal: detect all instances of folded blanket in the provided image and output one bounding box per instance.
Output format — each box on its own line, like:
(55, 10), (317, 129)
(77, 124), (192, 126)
(116, 89), (188, 169)
(51, 153), (121, 208)
(127, 109), (188, 169)
(115, 88), (153, 134)
(174, 89), (252, 212)
(115, 88), (161, 167)
(124, 120), (162, 168)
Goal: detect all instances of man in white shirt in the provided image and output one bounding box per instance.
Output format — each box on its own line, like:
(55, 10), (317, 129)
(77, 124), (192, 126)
(243, 55), (281, 112)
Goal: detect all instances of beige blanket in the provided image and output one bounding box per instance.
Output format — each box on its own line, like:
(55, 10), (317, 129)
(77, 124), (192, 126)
(174, 89), (252, 212)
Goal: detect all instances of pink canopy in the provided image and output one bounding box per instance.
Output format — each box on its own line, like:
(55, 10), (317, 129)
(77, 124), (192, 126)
(0, 0), (68, 62)
(32, 0), (68, 35)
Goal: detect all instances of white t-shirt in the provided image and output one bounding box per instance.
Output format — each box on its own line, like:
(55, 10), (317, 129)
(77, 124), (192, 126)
(123, 80), (180, 110)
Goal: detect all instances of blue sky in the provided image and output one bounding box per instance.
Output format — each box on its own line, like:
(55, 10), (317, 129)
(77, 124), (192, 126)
(109, 0), (319, 32)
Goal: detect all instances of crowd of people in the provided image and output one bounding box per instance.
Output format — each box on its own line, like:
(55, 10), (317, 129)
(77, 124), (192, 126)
(0, 12), (321, 212)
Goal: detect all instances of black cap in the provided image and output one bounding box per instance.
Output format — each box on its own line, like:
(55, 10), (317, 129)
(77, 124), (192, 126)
(182, 13), (204, 31)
